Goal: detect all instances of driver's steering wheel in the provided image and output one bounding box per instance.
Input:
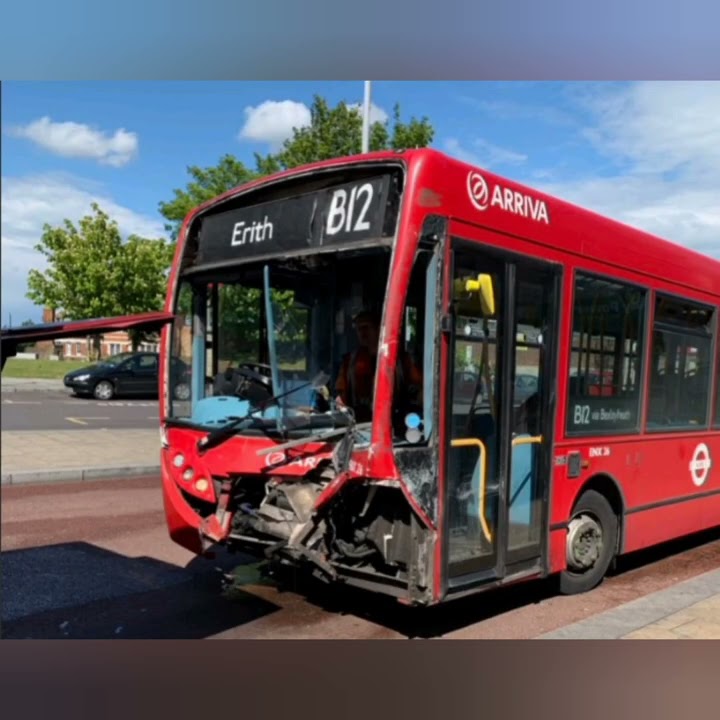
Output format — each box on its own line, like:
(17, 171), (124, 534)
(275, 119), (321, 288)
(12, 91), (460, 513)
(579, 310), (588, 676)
(228, 362), (274, 405)
(235, 362), (273, 389)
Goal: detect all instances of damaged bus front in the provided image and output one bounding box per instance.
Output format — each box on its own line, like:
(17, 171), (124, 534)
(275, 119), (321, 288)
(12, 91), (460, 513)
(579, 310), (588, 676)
(160, 160), (443, 603)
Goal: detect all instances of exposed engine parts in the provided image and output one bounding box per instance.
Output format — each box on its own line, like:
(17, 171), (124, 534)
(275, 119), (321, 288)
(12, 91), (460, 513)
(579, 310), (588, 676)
(227, 470), (432, 601)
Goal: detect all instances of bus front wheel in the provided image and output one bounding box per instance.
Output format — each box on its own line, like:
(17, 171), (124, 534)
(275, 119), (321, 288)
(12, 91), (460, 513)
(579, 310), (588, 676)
(559, 490), (618, 595)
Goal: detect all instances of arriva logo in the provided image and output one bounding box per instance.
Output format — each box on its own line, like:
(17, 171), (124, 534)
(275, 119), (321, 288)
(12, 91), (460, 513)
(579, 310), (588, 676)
(467, 170), (550, 225)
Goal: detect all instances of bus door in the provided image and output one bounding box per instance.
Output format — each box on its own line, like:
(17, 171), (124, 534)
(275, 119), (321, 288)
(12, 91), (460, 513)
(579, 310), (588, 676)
(441, 231), (560, 593)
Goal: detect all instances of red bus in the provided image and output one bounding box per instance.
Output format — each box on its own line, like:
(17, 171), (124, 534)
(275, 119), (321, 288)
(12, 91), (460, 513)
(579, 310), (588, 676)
(4, 148), (718, 605)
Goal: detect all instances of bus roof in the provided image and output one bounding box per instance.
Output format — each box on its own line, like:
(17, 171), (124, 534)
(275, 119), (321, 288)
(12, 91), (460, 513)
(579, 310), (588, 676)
(176, 148), (719, 299)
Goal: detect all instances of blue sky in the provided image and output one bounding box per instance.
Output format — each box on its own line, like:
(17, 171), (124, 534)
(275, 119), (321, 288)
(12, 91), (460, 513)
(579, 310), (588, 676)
(3, 81), (719, 324)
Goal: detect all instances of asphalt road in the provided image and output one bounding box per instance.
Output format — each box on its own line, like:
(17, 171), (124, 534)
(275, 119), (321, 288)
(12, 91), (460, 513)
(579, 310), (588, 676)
(2, 474), (719, 639)
(1, 390), (159, 431)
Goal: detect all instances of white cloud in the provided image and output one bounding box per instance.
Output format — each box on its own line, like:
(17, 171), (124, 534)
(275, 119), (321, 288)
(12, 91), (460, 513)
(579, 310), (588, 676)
(8, 116), (139, 167)
(347, 101), (389, 125)
(238, 100), (312, 146)
(238, 99), (389, 148)
(1, 174), (165, 324)
(445, 137), (527, 169)
(539, 174), (720, 257)
(537, 82), (720, 258)
(578, 82), (720, 176)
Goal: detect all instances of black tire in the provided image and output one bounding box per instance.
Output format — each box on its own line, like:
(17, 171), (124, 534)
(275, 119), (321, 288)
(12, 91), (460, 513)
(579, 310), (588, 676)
(559, 490), (618, 595)
(93, 380), (115, 401)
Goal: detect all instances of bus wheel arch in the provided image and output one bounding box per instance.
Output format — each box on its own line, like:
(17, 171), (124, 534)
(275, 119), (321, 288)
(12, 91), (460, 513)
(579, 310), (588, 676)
(559, 474), (624, 595)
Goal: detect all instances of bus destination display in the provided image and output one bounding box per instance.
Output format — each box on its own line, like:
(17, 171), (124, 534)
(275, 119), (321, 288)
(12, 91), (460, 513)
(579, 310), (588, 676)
(196, 174), (397, 265)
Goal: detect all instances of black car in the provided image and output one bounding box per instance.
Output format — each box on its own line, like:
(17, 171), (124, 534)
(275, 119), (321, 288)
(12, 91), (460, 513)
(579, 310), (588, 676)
(63, 351), (191, 401)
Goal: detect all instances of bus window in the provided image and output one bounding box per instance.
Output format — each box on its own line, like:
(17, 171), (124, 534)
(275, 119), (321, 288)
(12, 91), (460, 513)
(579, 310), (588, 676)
(508, 265), (555, 553)
(647, 295), (714, 430)
(447, 252), (504, 568)
(392, 248), (435, 444)
(512, 278), (546, 436)
(567, 273), (646, 435)
(168, 281), (195, 419)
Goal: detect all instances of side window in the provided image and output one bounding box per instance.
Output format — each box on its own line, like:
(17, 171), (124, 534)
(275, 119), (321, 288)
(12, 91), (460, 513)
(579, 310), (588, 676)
(566, 273), (646, 435)
(138, 354), (158, 371)
(392, 248), (437, 444)
(647, 295), (714, 430)
(169, 282), (195, 418)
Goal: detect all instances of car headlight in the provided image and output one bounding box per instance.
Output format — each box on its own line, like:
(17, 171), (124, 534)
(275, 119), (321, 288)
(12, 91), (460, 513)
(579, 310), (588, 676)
(75, 374), (90, 381)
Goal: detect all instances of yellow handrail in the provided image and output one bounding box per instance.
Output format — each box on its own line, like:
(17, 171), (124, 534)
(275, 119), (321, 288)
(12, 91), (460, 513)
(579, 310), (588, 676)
(511, 435), (543, 447)
(451, 438), (492, 543)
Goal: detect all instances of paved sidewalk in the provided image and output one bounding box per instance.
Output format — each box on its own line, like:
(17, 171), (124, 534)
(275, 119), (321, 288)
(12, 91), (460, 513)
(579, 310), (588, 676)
(1, 376), (161, 484)
(1, 378), (66, 392)
(539, 567), (720, 639)
(1, 429), (160, 485)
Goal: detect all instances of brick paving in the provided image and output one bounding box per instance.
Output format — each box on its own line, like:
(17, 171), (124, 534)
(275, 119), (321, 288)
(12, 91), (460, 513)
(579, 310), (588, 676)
(1, 429), (160, 483)
(540, 567), (720, 639)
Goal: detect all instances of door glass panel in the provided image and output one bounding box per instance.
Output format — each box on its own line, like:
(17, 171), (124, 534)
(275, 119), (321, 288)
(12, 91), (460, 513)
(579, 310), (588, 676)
(447, 252), (503, 574)
(508, 268), (553, 553)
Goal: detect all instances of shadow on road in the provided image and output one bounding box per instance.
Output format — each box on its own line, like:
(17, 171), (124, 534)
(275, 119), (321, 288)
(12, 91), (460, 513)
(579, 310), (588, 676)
(2, 526), (717, 640)
(0, 542), (279, 639)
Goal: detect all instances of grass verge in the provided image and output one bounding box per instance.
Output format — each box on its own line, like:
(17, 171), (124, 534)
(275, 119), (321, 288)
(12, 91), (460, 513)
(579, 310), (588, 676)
(3, 358), (89, 379)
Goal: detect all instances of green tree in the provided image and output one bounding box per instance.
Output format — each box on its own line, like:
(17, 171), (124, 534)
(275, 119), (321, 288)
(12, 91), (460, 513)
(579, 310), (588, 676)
(158, 155), (258, 240)
(116, 234), (176, 350)
(266, 98), (434, 171)
(26, 203), (174, 358)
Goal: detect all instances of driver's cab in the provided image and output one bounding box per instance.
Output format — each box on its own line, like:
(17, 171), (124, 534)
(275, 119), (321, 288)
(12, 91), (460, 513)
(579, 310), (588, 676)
(170, 241), (432, 445)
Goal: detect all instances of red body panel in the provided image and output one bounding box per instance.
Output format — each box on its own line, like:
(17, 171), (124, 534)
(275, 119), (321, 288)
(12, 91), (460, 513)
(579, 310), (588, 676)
(547, 434), (720, 573)
(161, 455), (204, 556)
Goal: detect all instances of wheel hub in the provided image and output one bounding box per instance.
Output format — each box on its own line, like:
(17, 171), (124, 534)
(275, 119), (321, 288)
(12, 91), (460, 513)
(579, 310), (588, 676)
(97, 383), (112, 399)
(566, 514), (603, 570)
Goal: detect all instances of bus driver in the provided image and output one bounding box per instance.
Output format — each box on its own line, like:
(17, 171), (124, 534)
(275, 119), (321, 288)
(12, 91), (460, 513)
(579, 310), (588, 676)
(335, 310), (423, 423)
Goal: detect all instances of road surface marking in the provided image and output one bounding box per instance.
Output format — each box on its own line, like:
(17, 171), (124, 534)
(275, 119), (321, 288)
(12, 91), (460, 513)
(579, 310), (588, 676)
(66, 416), (111, 425)
(2, 400), (42, 405)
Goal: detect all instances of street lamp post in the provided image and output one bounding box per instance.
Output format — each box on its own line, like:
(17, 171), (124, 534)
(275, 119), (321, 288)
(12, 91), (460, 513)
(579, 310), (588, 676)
(361, 81), (372, 154)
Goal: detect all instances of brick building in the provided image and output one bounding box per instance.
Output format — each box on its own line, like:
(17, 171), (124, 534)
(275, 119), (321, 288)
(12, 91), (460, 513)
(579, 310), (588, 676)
(33, 307), (159, 361)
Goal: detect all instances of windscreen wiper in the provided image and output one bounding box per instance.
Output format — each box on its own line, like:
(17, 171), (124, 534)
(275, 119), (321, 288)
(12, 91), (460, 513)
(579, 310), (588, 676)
(197, 372), (330, 454)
